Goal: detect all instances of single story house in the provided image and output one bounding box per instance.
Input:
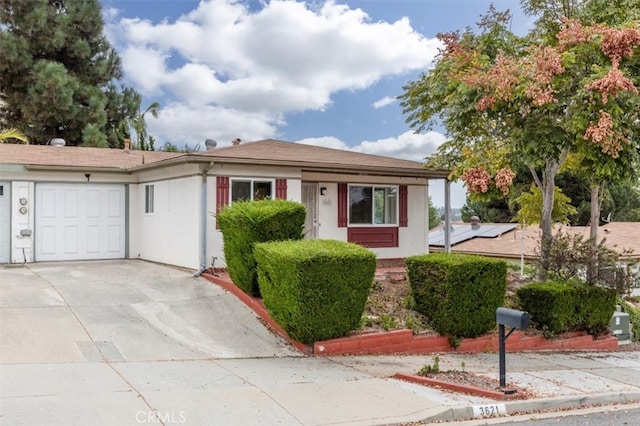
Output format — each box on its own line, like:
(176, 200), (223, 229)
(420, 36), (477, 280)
(0, 139), (451, 271)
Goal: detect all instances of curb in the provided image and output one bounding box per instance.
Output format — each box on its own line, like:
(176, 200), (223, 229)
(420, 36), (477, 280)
(422, 392), (640, 423)
(394, 372), (507, 400)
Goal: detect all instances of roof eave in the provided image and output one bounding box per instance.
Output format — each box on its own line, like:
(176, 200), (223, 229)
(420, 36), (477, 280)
(25, 164), (131, 173)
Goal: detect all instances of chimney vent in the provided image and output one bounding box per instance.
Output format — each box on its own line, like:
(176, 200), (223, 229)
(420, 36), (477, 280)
(124, 139), (131, 152)
(470, 215), (481, 229)
(205, 139), (217, 151)
(231, 138), (241, 146)
(50, 138), (65, 147)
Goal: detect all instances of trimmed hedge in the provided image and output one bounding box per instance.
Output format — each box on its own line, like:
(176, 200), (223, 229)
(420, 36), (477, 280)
(406, 253), (507, 340)
(619, 299), (640, 342)
(217, 200), (305, 296)
(517, 281), (616, 335)
(254, 239), (376, 344)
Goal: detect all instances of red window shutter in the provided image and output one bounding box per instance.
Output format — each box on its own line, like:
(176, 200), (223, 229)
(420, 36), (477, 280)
(399, 185), (408, 227)
(275, 178), (287, 199)
(338, 183), (348, 227)
(216, 176), (229, 228)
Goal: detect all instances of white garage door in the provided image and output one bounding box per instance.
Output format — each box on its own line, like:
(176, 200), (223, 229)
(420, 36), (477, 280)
(0, 182), (10, 263)
(35, 183), (126, 261)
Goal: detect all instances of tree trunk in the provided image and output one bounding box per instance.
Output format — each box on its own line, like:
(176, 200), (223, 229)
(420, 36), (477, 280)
(538, 160), (560, 281)
(587, 183), (600, 284)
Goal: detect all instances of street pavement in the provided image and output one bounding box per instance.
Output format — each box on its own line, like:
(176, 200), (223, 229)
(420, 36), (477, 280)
(1, 260), (639, 426)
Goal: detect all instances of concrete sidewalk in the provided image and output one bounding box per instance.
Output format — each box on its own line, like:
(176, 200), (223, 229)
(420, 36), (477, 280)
(1, 260), (639, 425)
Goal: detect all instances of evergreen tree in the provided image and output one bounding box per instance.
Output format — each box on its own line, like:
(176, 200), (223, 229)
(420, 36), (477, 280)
(0, 0), (149, 147)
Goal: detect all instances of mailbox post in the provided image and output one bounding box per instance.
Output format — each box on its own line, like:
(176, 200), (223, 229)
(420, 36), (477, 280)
(496, 307), (530, 392)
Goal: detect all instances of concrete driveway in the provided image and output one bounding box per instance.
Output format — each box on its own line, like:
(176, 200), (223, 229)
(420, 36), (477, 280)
(0, 260), (300, 363)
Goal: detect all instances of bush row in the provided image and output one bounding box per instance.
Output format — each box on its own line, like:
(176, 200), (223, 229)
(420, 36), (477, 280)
(218, 200), (375, 343)
(517, 280), (616, 335)
(407, 253), (507, 342)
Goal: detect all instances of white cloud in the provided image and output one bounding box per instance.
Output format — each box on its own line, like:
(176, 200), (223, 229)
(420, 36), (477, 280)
(297, 130), (467, 208)
(104, 0), (441, 143)
(147, 103), (278, 146)
(372, 96), (396, 109)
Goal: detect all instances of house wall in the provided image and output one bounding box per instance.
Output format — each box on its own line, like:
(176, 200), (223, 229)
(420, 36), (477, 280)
(10, 181), (35, 263)
(315, 182), (429, 259)
(206, 164), (302, 269)
(132, 174), (202, 270)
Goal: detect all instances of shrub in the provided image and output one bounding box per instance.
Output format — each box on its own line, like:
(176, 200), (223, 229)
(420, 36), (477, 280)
(619, 299), (640, 342)
(516, 281), (577, 334)
(517, 281), (616, 335)
(407, 253), (507, 340)
(254, 239), (376, 344)
(217, 200), (305, 296)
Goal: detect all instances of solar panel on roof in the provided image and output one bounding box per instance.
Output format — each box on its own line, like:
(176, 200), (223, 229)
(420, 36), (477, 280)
(429, 224), (519, 247)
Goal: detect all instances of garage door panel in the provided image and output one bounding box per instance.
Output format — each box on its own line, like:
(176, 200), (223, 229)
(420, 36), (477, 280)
(40, 188), (57, 218)
(87, 225), (100, 253)
(86, 190), (100, 218)
(65, 189), (79, 218)
(107, 190), (121, 217)
(0, 182), (10, 263)
(39, 226), (57, 255)
(36, 184), (125, 261)
(63, 225), (79, 254)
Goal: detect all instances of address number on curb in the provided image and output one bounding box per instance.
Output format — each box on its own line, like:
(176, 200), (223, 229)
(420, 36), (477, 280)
(472, 403), (507, 418)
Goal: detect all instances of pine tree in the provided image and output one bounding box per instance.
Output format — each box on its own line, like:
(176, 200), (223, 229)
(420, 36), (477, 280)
(0, 0), (140, 147)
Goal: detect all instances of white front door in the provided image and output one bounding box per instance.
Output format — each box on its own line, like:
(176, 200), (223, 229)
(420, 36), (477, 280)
(0, 182), (10, 263)
(35, 183), (126, 261)
(301, 182), (319, 239)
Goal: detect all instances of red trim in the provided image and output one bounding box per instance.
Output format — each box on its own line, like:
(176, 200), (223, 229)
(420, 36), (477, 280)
(275, 178), (287, 199)
(338, 183), (348, 227)
(399, 185), (408, 227)
(347, 227), (398, 248)
(216, 176), (229, 228)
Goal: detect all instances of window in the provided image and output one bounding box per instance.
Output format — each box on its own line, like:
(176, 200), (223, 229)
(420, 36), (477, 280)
(145, 184), (154, 213)
(231, 179), (273, 202)
(349, 185), (397, 225)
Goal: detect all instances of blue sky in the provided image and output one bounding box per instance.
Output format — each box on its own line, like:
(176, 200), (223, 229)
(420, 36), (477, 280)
(99, 0), (531, 207)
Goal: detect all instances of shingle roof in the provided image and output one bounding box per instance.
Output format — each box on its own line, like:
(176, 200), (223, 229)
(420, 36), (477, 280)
(0, 139), (451, 178)
(0, 143), (180, 169)
(431, 222), (640, 260)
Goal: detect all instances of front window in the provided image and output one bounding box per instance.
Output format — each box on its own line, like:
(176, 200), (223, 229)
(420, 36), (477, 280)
(349, 185), (397, 225)
(144, 184), (154, 214)
(231, 179), (273, 202)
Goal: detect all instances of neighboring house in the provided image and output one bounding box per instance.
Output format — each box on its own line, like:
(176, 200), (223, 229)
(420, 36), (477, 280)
(429, 221), (640, 262)
(0, 139), (450, 270)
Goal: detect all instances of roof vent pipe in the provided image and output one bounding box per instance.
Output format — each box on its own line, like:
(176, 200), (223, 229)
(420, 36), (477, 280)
(231, 138), (241, 146)
(205, 139), (217, 151)
(470, 215), (481, 229)
(50, 138), (65, 147)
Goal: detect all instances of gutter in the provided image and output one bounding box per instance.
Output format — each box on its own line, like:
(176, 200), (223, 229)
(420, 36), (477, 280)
(194, 162), (215, 276)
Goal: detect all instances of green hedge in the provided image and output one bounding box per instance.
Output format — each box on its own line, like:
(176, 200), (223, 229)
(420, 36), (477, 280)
(517, 281), (616, 335)
(254, 239), (376, 344)
(217, 200), (305, 296)
(406, 253), (507, 340)
(619, 299), (640, 342)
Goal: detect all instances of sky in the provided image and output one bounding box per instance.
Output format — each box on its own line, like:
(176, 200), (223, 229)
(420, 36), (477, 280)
(99, 0), (532, 208)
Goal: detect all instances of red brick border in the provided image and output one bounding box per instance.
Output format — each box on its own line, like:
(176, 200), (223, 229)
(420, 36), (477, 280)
(201, 272), (619, 356)
(394, 372), (507, 400)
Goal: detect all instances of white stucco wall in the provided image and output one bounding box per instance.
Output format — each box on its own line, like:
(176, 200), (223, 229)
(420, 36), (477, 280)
(10, 181), (35, 263)
(132, 176), (202, 269)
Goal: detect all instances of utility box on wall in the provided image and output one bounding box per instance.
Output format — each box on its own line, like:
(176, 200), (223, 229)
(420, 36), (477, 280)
(610, 309), (631, 341)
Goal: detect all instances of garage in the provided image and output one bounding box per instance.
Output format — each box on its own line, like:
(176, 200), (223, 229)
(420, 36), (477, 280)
(0, 182), (9, 263)
(35, 183), (126, 261)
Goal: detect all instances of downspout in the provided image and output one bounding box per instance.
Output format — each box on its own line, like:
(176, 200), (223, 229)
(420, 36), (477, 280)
(195, 162), (214, 276)
(444, 178), (451, 253)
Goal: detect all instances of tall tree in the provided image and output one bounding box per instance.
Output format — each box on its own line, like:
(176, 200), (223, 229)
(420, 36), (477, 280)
(401, 2), (640, 279)
(0, 0), (154, 148)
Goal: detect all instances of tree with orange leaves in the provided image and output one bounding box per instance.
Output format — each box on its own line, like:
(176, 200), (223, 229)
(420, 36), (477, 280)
(401, 1), (639, 279)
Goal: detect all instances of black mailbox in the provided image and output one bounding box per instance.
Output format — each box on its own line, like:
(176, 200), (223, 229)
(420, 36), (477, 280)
(496, 307), (530, 329)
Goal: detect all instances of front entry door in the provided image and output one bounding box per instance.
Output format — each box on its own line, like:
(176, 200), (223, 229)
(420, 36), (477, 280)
(301, 182), (319, 239)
